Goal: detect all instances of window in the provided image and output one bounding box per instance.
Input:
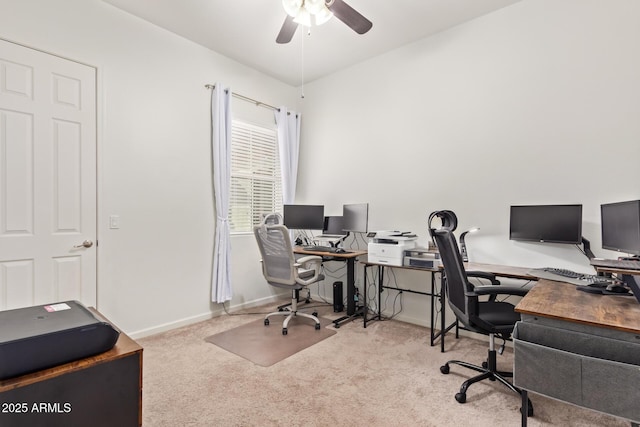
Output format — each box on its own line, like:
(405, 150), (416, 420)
(229, 120), (282, 233)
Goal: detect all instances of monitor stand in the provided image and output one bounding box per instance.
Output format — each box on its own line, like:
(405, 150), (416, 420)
(581, 237), (595, 260)
(625, 275), (640, 305)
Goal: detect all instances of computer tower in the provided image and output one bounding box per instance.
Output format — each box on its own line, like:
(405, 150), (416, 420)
(0, 300), (120, 380)
(333, 281), (344, 312)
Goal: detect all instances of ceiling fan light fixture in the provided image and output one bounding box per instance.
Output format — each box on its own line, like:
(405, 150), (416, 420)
(313, 5), (333, 26)
(277, 0), (370, 44)
(293, 8), (312, 27)
(303, 0), (326, 15)
(282, 0), (303, 18)
(283, 0), (333, 28)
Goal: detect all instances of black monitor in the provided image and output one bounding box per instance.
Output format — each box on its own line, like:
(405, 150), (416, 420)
(323, 216), (345, 234)
(509, 204), (582, 244)
(283, 205), (325, 230)
(343, 203), (369, 233)
(601, 200), (640, 256)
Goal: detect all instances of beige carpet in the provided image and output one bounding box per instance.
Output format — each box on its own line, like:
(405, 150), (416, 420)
(139, 301), (630, 427)
(205, 315), (336, 367)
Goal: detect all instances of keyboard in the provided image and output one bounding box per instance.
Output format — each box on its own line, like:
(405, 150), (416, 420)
(541, 267), (583, 279)
(590, 258), (640, 271)
(528, 267), (612, 287)
(303, 245), (338, 253)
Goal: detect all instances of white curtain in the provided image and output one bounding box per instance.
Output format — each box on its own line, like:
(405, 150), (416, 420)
(275, 107), (301, 205)
(211, 84), (233, 303)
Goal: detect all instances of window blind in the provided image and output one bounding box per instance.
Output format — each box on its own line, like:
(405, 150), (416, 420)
(229, 120), (282, 233)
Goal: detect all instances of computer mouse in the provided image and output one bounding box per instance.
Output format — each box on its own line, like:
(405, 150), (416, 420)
(606, 284), (629, 294)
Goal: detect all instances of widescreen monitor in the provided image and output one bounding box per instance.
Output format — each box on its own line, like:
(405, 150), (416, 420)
(509, 204), (582, 244)
(601, 200), (640, 256)
(283, 205), (325, 230)
(343, 203), (369, 233)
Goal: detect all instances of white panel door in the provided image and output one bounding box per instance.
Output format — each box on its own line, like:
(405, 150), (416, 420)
(0, 39), (96, 310)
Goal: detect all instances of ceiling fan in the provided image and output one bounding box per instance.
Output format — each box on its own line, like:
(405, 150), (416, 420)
(276, 0), (373, 44)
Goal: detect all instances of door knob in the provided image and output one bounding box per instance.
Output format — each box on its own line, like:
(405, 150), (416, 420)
(73, 240), (94, 248)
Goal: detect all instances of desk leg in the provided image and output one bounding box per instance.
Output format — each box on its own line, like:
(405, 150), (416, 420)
(440, 272), (446, 352)
(430, 271), (436, 347)
(363, 265), (369, 328)
(425, 271), (449, 352)
(346, 258), (355, 315)
(521, 389), (528, 427)
(378, 265), (384, 322)
(432, 272), (458, 353)
(333, 258), (361, 328)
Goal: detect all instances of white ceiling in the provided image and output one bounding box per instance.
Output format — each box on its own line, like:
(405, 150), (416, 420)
(101, 0), (521, 86)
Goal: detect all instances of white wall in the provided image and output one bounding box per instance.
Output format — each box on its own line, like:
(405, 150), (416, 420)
(298, 0), (640, 325)
(2, 0), (639, 335)
(0, 0), (300, 336)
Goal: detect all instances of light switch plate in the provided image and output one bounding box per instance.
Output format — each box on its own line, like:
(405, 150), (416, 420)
(109, 215), (120, 229)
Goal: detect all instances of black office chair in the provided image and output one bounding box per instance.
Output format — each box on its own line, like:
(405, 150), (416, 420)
(431, 227), (533, 416)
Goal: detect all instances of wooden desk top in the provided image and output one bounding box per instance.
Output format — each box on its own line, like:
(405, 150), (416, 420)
(465, 262), (536, 280)
(594, 266), (640, 276)
(361, 257), (438, 272)
(359, 260), (538, 278)
(294, 246), (367, 258)
(515, 279), (640, 335)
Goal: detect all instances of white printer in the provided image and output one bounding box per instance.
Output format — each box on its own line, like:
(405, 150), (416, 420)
(367, 231), (417, 266)
(403, 248), (441, 269)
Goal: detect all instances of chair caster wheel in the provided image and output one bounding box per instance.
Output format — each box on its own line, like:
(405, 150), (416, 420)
(264, 319), (269, 326)
(482, 361), (488, 368)
(312, 311), (318, 317)
(455, 392), (466, 403)
(440, 365), (450, 374)
(282, 328), (288, 335)
(315, 323), (321, 330)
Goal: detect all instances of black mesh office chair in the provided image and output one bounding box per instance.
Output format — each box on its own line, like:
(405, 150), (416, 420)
(432, 227), (533, 416)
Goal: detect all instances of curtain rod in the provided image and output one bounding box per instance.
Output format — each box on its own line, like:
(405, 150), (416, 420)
(205, 84), (280, 112)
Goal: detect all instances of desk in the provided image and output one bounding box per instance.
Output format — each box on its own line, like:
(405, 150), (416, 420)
(0, 310), (143, 427)
(514, 279), (640, 426)
(361, 261), (536, 352)
(294, 247), (367, 327)
(362, 260), (443, 348)
(464, 262), (536, 281)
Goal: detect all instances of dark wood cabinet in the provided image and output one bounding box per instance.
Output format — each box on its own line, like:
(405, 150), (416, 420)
(0, 312), (142, 427)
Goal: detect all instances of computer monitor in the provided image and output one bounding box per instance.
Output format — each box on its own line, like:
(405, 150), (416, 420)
(323, 216), (346, 235)
(343, 203), (369, 233)
(283, 205), (325, 230)
(509, 204), (583, 244)
(601, 200), (640, 256)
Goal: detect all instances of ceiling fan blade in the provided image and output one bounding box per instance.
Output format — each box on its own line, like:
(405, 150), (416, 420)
(328, 0), (373, 35)
(276, 15), (298, 44)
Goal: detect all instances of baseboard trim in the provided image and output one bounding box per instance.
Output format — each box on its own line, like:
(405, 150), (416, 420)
(128, 293), (287, 339)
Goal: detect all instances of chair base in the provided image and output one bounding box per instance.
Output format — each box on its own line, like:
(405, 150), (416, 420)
(440, 347), (534, 417)
(264, 292), (320, 335)
(276, 288), (311, 312)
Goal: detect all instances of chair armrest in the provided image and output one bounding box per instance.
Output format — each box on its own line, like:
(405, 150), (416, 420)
(467, 271), (500, 286)
(472, 285), (529, 298)
(295, 255), (323, 286)
(295, 255), (323, 268)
